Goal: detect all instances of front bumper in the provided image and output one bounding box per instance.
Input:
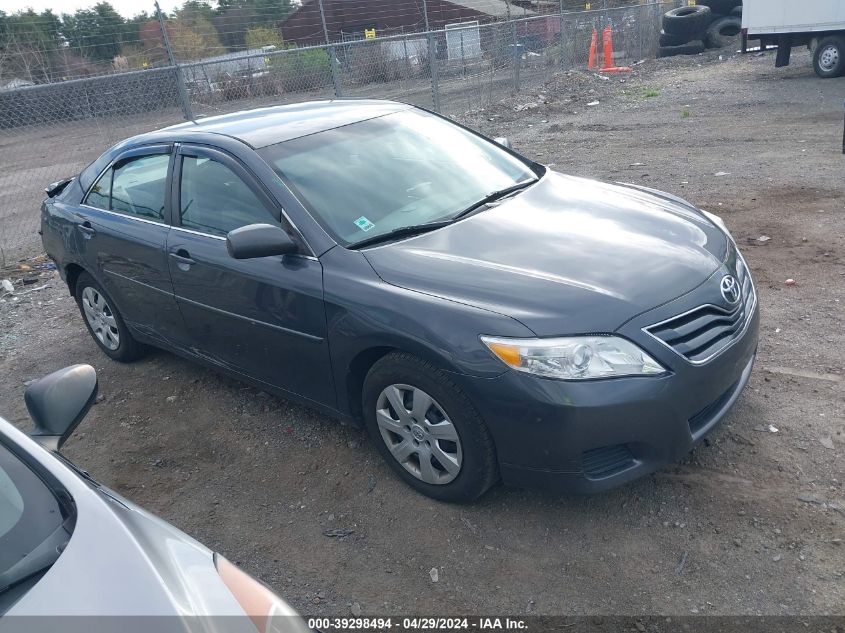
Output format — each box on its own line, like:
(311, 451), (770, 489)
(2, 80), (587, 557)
(459, 284), (760, 494)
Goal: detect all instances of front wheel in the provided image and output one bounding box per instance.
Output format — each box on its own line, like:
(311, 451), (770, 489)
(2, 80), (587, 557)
(813, 36), (845, 78)
(362, 353), (498, 502)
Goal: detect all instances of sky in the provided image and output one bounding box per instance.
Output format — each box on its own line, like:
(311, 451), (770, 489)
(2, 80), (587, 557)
(2, 0), (184, 17)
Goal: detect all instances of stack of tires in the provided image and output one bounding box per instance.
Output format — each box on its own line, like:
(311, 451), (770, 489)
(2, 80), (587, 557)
(659, 1), (743, 58)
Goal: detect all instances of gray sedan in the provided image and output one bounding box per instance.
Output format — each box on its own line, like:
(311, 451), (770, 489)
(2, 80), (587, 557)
(41, 100), (758, 502)
(0, 365), (308, 633)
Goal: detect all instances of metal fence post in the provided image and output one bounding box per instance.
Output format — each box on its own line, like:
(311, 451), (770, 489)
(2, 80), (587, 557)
(427, 31), (440, 112)
(511, 21), (520, 92)
(317, 0), (342, 98)
(559, 0), (566, 70)
(155, 1), (193, 121)
(329, 46), (343, 98)
(460, 28), (466, 76)
(403, 34), (411, 82)
(317, 0), (331, 45)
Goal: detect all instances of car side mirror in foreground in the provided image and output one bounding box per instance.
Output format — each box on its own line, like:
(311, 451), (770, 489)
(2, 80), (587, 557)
(26, 364), (97, 451)
(494, 137), (512, 149)
(226, 223), (298, 259)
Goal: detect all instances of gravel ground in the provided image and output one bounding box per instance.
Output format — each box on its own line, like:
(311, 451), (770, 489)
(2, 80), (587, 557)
(1, 47), (843, 618)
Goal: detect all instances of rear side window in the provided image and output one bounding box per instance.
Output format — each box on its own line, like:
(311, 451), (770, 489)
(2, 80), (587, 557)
(179, 156), (276, 237)
(84, 153), (170, 221)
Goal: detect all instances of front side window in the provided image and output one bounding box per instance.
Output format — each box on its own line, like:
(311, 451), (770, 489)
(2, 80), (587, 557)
(84, 153), (169, 221)
(257, 109), (539, 246)
(179, 156), (276, 237)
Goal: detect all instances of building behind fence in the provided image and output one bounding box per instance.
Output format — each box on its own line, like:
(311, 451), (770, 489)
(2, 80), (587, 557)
(0, 1), (678, 266)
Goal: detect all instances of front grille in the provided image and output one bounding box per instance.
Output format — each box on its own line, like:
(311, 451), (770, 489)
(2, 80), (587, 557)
(582, 444), (635, 479)
(645, 257), (755, 364)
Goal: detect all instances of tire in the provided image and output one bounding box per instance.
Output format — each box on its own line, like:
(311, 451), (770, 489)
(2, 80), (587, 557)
(697, 0), (741, 14)
(659, 30), (690, 47)
(704, 16), (742, 49)
(362, 352), (498, 502)
(813, 36), (845, 78)
(74, 272), (142, 362)
(730, 5), (743, 18)
(702, 14), (724, 47)
(658, 40), (706, 58)
(662, 5), (711, 39)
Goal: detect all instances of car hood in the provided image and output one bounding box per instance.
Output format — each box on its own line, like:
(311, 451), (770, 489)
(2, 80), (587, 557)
(363, 171), (728, 335)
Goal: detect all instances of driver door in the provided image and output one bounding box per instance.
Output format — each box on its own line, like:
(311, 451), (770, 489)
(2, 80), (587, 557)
(166, 144), (334, 407)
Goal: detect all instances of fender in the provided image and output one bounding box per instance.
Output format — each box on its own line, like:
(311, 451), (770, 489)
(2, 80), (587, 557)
(319, 246), (534, 419)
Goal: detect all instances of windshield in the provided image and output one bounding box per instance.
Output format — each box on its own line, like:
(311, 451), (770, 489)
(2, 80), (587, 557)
(0, 442), (70, 600)
(258, 109), (539, 246)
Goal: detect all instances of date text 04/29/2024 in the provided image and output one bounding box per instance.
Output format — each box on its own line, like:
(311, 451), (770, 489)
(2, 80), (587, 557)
(305, 617), (528, 631)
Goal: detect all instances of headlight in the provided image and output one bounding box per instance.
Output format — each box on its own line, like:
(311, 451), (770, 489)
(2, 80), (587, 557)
(480, 335), (665, 380)
(701, 209), (734, 240)
(215, 554), (310, 633)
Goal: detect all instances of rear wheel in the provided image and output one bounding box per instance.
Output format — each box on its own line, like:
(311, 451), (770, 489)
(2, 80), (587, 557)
(363, 353), (497, 502)
(813, 36), (845, 78)
(75, 272), (142, 362)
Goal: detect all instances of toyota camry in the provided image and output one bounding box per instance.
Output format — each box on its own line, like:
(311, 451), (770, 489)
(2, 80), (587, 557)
(40, 100), (759, 502)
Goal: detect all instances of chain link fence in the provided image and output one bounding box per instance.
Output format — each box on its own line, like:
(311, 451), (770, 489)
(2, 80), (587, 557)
(1, 1), (677, 266)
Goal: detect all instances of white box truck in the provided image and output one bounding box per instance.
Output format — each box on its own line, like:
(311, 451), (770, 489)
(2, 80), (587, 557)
(742, 0), (845, 77)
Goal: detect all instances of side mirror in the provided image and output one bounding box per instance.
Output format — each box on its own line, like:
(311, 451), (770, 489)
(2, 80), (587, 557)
(494, 137), (512, 149)
(226, 223), (298, 259)
(26, 364), (98, 452)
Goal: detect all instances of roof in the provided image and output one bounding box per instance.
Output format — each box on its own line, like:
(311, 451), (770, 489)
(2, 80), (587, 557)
(447, 0), (534, 18)
(190, 47), (274, 65)
(163, 99), (412, 148)
(283, 0), (533, 23)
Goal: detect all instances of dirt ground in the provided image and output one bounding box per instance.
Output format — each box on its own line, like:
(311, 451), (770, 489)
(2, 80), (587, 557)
(1, 47), (843, 618)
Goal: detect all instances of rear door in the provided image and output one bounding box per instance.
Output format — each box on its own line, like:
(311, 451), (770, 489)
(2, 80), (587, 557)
(77, 145), (187, 347)
(167, 143), (334, 406)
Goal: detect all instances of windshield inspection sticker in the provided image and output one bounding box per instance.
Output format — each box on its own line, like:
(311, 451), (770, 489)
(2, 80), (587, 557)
(354, 216), (376, 232)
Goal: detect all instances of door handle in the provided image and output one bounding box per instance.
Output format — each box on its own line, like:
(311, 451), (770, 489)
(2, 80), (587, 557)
(78, 221), (96, 238)
(169, 249), (196, 266)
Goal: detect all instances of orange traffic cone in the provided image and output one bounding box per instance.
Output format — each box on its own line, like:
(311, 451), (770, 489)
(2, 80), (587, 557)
(599, 25), (631, 73)
(602, 26), (614, 69)
(587, 28), (598, 71)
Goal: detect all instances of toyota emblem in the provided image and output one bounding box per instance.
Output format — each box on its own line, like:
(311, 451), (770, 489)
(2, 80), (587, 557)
(720, 275), (741, 305)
